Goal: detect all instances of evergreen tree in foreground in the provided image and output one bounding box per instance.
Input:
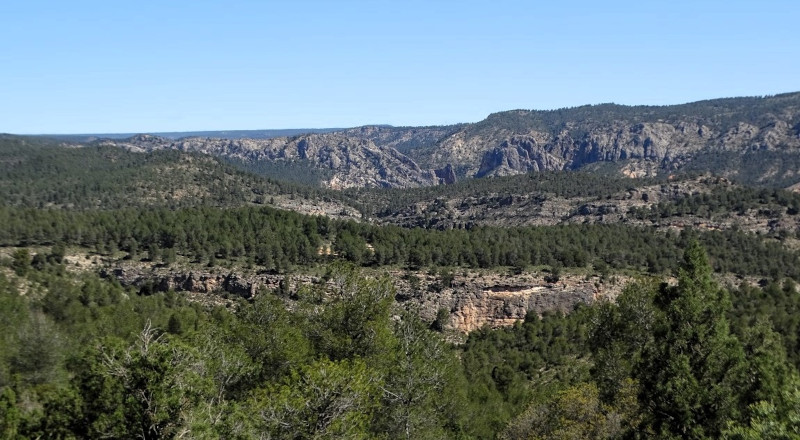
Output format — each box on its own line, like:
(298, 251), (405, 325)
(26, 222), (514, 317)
(592, 241), (799, 439)
(636, 240), (747, 438)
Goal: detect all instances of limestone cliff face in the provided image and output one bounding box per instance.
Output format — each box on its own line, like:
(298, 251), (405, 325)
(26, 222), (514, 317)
(403, 278), (613, 333)
(103, 265), (620, 333)
(339, 125), (461, 154)
(390, 270), (624, 332)
(475, 135), (568, 177)
(372, 174), (800, 236)
(95, 92), (800, 188)
(466, 117), (800, 178)
(98, 133), (440, 189)
(430, 93), (800, 179)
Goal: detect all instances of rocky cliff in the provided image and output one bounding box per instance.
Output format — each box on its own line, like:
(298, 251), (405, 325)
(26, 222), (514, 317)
(339, 125), (462, 154)
(97, 132), (445, 189)
(100, 264), (620, 333)
(95, 92), (800, 188)
(392, 270), (619, 332)
(428, 93), (800, 179)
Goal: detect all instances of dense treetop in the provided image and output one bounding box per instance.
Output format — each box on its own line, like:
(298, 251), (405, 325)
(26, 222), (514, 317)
(2, 242), (799, 438)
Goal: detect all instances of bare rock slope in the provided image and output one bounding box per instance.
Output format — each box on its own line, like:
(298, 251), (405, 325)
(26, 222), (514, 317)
(97, 92), (800, 188)
(99, 133), (444, 189)
(102, 263), (619, 333)
(426, 93), (800, 179)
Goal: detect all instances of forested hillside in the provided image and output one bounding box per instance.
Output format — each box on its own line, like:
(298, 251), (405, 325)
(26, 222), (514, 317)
(0, 135), (359, 217)
(76, 93), (800, 189)
(4, 117), (800, 438)
(420, 92), (800, 181)
(2, 242), (800, 438)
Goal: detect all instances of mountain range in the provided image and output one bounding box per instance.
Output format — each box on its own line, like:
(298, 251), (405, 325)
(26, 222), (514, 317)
(75, 92), (800, 189)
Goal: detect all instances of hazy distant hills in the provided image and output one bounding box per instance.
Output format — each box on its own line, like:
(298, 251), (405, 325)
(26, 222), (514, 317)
(20, 91), (800, 189)
(46, 128), (345, 143)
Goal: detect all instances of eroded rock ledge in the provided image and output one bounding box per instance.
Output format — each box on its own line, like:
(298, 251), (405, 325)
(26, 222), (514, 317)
(101, 265), (623, 333)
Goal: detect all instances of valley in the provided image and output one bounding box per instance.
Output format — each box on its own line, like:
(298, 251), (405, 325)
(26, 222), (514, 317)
(3, 92), (800, 438)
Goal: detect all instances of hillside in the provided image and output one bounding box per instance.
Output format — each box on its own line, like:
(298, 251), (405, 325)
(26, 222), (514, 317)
(93, 132), (450, 189)
(78, 92), (800, 189)
(420, 92), (800, 181)
(0, 135), (358, 218)
(7, 133), (800, 239)
(7, 135), (800, 333)
(355, 173), (800, 237)
(5, 98), (800, 438)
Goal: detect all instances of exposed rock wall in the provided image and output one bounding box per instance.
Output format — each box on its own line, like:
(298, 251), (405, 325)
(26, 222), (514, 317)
(94, 93), (800, 187)
(391, 271), (619, 332)
(466, 119), (800, 178)
(98, 133), (439, 189)
(103, 265), (620, 333)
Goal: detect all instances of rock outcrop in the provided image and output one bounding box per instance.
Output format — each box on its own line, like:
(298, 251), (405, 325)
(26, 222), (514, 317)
(97, 133), (440, 189)
(426, 93), (800, 180)
(94, 92), (800, 188)
(101, 265), (621, 333)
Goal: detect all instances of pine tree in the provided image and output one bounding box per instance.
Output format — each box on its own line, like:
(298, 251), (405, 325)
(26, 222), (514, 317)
(637, 241), (746, 439)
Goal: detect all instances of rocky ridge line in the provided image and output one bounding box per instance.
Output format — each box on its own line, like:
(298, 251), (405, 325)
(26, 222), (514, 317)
(101, 265), (619, 333)
(92, 93), (800, 188)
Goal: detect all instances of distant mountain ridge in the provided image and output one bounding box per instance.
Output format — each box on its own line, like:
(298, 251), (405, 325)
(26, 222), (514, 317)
(418, 92), (800, 180)
(80, 92), (800, 188)
(95, 132), (452, 188)
(45, 128), (345, 143)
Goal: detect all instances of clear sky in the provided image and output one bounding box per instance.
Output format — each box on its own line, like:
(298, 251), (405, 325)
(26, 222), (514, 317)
(1, 0), (798, 134)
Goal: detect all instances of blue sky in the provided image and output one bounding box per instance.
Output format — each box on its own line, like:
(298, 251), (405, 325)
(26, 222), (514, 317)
(1, 0), (798, 134)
